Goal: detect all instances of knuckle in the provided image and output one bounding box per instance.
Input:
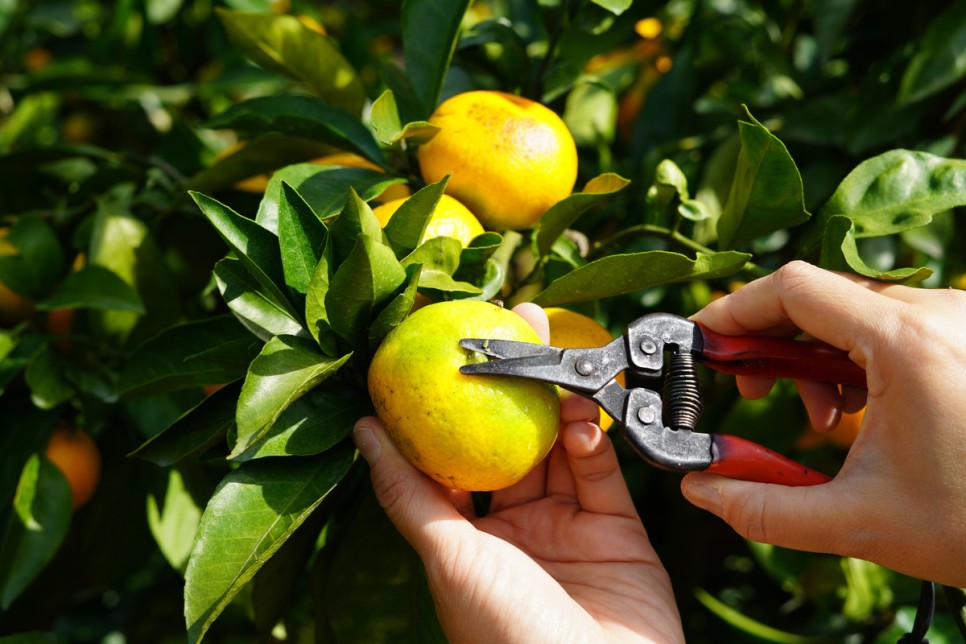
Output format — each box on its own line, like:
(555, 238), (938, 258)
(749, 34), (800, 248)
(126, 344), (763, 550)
(372, 467), (419, 519)
(725, 492), (771, 544)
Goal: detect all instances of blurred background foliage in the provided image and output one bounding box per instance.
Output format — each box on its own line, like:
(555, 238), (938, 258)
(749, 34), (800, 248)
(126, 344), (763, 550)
(1, 0), (965, 641)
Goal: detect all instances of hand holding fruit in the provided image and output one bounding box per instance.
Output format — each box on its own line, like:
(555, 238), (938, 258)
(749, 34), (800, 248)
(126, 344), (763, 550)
(682, 261), (966, 587)
(355, 304), (684, 644)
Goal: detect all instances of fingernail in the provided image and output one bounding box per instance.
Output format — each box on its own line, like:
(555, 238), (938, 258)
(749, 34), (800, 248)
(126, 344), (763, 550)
(353, 421), (382, 464)
(683, 478), (723, 515)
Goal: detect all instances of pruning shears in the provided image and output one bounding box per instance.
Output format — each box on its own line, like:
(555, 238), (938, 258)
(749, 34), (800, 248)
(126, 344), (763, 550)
(459, 312), (867, 486)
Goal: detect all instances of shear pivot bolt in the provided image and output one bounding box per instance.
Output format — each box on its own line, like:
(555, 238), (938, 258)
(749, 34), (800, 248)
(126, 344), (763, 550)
(640, 339), (657, 354)
(637, 407), (656, 424)
(575, 360), (596, 376)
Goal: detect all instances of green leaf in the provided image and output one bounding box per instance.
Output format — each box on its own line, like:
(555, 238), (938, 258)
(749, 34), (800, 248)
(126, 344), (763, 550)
(278, 182), (327, 295)
(370, 90), (439, 146)
(24, 344), (73, 410)
(403, 236), (481, 294)
(215, 9), (365, 115)
(328, 188), (386, 265)
(694, 588), (818, 644)
(147, 468), (203, 572)
(717, 107), (810, 249)
(205, 95), (385, 166)
(232, 387), (372, 461)
(36, 264), (145, 312)
(184, 445), (354, 644)
(130, 382), (241, 467)
(817, 150), (966, 238)
(304, 238), (340, 356)
(536, 173), (630, 257)
(819, 216), (933, 284)
(190, 192), (298, 320)
(368, 266), (421, 351)
(326, 235), (407, 350)
(117, 316), (258, 398)
(256, 165), (404, 234)
(401, 0), (471, 119)
(214, 258), (307, 343)
(532, 250), (751, 306)
(590, 0), (631, 14)
(899, 3), (966, 105)
(383, 177), (449, 258)
(0, 454), (73, 609)
(0, 215), (63, 299)
(232, 336), (352, 458)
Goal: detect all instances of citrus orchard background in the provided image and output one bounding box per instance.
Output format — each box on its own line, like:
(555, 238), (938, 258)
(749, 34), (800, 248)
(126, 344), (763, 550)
(2, 0), (966, 641)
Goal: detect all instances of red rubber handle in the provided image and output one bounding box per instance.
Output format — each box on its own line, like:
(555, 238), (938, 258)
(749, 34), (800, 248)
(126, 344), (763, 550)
(705, 434), (832, 486)
(696, 323), (867, 390)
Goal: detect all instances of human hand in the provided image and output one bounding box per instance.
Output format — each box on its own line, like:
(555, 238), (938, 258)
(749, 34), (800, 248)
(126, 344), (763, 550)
(353, 303), (684, 644)
(682, 261), (966, 586)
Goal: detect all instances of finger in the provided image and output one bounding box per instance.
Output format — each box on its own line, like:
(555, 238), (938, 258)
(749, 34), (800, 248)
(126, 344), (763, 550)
(353, 417), (472, 551)
(560, 392), (601, 424)
(511, 302), (550, 345)
(446, 489), (477, 520)
(842, 386), (867, 414)
(692, 261), (902, 359)
(545, 438), (578, 499)
(795, 380), (843, 432)
(562, 421), (639, 518)
(680, 472), (853, 555)
(736, 375), (776, 400)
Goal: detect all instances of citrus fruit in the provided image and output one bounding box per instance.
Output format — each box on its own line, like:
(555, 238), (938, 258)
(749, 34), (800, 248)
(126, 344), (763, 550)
(796, 407), (865, 450)
(45, 427), (102, 509)
(0, 229), (34, 325)
(372, 194), (485, 247)
(418, 90), (578, 231)
(368, 300), (560, 491)
(545, 308), (624, 431)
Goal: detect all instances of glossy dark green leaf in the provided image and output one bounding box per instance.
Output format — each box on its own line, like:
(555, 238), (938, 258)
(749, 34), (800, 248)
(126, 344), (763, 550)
(326, 234), (407, 350)
(0, 454), (72, 609)
(256, 165), (404, 234)
(532, 250), (751, 306)
(536, 173), (629, 257)
(205, 96), (384, 165)
(819, 216), (933, 284)
(328, 188), (386, 265)
(214, 258), (307, 343)
(0, 215), (63, 299)
(383, 177), (448, 258)
(233, 387), (372, 461)
(319, 489), (446, 643)
(899, 3), (966, 105)
(216, 9), (365, 115)
(36, 264), (144, 312)
(130, 382), (242, 467)
(717, 108), (809, 249)
(368, 265), (421, 351)
(24, 344), (73, 410)
(817, 150), (966, 238)
(278, 182), (327, 295)
(232, 335), (352, 458)
(190, 192), (297, 320)
(117, 316), (257, 398)
(370, 90), (439, 146)
(304, 237), (340, 356)
(401, 0), (471, 118)
(184, 445), (354, 644)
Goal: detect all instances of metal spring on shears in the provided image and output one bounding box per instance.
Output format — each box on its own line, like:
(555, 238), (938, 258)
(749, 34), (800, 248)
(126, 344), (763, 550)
(663, 351), (703, 431)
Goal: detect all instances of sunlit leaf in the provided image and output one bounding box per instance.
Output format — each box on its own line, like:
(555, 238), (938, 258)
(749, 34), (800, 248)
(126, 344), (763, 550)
(533, 250), (751, 306)
(214, 258), (307, 342)
(370, 90), (438, 146)
(536, 173), (629, 257)
(383, 178), (448, 258)
(277, 182), (327, 295)
(184, 446), (354, 643)
(147, 468), (203, 572)
(216, 9), (366, 115)
(819, 216), (932, 284)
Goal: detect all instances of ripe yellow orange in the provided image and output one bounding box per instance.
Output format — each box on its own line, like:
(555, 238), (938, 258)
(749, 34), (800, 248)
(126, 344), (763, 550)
(796, 407), (865, 450)
(372, 194), (485, 247)
(45, 427), (102, 509)
(0, 229), (34, 325)
(368, 300), (560, 491)
(418, 90), (578, 231)
(545, 308), (624, 431)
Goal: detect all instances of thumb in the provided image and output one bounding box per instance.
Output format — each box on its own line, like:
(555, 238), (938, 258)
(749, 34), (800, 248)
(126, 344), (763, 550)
(353, 417), (471, 553)
(681, 472), (846, 554)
